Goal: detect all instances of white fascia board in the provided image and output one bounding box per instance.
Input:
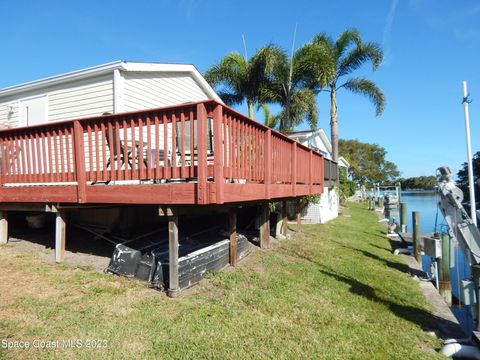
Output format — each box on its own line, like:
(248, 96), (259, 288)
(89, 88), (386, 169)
(317, 128), (332, 153)
(338, 156), (350, 168)
(0, 61), (122, 97)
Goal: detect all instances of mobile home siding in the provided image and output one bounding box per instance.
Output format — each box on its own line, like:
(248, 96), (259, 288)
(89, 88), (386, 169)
(0, 100), (19, 127)
(122, 72), (209, 112)
(0, 74), (114, 126)
(48, 75), (114, 122)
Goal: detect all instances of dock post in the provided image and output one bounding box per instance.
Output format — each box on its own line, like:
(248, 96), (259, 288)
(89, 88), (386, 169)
(282, 200), (288, 236)
(259, 203), (270, 249)
(229, 207), (237, 266)
(167, 209), (180, 298)
(439, 233), (452, 306)
(378, 197), (384, 209)
(412, 211), (422, 264)
(400, 203), (408, 232)
(55, 209), (67, 263)
(0, 211), (8, 244)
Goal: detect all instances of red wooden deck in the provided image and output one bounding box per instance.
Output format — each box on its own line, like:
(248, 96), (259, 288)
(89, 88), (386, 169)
(0, 100), (337, 205)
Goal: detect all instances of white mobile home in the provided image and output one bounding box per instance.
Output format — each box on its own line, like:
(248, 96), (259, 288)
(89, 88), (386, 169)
(0, 61), (222, 128)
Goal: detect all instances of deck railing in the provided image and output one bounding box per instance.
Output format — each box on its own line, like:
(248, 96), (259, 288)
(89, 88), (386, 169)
(0, 100), (329, 204)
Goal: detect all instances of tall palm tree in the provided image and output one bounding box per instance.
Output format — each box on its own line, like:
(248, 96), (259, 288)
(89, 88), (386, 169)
(204, 46), (277, 119)
(312, 29), (386, 161)
(260, 44), (332, 134)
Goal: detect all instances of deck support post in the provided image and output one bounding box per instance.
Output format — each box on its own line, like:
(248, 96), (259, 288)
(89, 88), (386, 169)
(282, 200), (288, 236)
(229, 207), (237, 266)
(259, 203), (270, 249)
(55, 209), (67, 263)
(167, 209), (180, 298)
(0, 211), (8, 244)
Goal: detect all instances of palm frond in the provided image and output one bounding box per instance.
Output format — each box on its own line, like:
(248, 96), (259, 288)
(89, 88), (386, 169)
(335, 28), (361, 58)
(337, 42), (383, 78)
(341, 78), (386, 116)
(217, 91), (244, 107)
(294, 42), (335, 88)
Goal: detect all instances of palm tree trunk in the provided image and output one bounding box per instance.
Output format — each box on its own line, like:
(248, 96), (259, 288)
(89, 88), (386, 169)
(330, 87), (339, 162)
(247, 100), (254, 119)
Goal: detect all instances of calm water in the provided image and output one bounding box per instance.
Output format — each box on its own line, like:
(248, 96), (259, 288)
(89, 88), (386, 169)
(400, 190), (473, 334)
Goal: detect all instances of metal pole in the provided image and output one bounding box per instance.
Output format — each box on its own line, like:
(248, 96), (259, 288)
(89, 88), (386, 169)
(462, 81), (477, 226)
(439, 233), (452, 306)
(413, 211), (422, 264)
(400, 203), (408, 233)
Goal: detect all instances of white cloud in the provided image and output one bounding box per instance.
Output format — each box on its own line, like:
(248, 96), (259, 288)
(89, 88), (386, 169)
(382, 0), (398, 67)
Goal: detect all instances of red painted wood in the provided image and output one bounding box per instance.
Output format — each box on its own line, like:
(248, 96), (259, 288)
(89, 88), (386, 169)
(0, 100), (326, 205)
(171, 111), (177, 179)
(292, 141), (297, 195)
(73, 121), (86, 203)
(130, 118), (137, 179)
(0, 185), (78, 203)
(122, 119), (130, 181)
(213, 104), (224, 204)
(59, 129), (66, 181)
(85, 183), (196, 204)
(65, 127), (72, 182)
(138, 114), (146, 180)
(189, 108), (195, 177)
(154, 114), (160, 180)
(94, 123), (100, 181)
(196, 103), (207, 204)
(163, 113), (169, 179)
(107, 122), (115, 182)
(87, 123), (93, 182)
(265, 129), (272, 199)
(114, 120), (122, 180)
(146, 114), (152, 180)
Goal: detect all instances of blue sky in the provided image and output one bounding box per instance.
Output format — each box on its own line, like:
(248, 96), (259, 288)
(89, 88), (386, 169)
(1, 0), (479, 178)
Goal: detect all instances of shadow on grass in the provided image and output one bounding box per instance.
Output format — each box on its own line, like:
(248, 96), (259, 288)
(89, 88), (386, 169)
(329, 240), (410, 273)
(287, 246), (465, 339)
(361, 230), (386, 239)
(318, 267), (463, 339)
(368, 243), (391, 252)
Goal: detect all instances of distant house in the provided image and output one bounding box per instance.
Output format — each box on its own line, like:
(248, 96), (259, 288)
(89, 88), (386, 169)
(0, 61), (222, 128)
(288, 128), (350, 174)
(288, 128), (350, 224)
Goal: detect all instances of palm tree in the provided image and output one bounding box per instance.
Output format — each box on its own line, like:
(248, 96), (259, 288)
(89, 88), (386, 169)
(260, 44), (332, 134)
(204, 46), (278, 119)
(312, 29), (386, 161)
(257, 104), (278, 129)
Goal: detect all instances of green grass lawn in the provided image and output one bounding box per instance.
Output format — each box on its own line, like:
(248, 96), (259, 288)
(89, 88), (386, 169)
(0, 203), (444, 359)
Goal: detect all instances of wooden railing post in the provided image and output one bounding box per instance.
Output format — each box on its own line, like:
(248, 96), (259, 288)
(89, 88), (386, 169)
(292, 141), (297, 197)
(309, 149), (313, 193)
(73, 121), (86, 203)
(196, 103), (208, 204)
(265, 129), (272, 199)
(213, 105), (224, 204)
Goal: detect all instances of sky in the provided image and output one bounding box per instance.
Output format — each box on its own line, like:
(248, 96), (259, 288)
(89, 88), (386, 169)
(0, 0), (479, 178)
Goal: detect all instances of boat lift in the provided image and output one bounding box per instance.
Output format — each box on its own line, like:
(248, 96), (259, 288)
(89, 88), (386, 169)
(436, 166), (480, 357)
